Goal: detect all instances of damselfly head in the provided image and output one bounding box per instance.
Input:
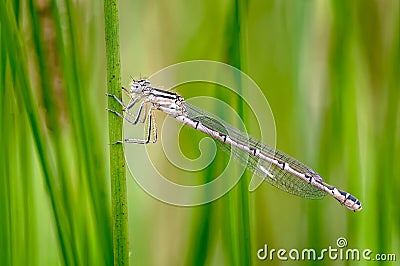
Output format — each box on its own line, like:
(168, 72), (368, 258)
(130, 79), (151, 94)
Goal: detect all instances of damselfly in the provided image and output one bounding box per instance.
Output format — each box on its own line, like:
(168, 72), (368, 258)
(106, 79), (362, 211)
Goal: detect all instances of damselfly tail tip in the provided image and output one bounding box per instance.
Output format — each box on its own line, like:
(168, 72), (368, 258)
(344, 195), (362, 212)
(349, 204), (362, 212)
(338, 195), (362, 212)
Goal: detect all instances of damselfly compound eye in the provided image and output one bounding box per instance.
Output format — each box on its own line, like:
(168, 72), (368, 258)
(130, 82), (142, 93)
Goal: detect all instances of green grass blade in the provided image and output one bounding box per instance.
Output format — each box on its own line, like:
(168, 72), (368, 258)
(0, 36), (12, 263)
(104, 0), (129, 264)
(221, 0), (251, 264)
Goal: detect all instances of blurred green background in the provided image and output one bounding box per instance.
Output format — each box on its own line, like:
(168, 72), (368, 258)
(1, 0), (399, 265)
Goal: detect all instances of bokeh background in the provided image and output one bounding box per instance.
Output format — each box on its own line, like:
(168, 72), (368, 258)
(1, 0), (399, 265)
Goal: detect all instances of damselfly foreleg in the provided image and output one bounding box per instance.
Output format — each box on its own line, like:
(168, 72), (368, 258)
(106, 93), (148, 124)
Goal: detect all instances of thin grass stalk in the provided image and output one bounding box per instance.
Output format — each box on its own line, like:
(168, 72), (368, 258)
(104, 0), (129, 264)
(374, 1), (400, 254)
(4, 88), (17, 265)
(235, 1), (252, 265)
(374, 14), (396, 258)
(20, 112), (37, 265)
(292, 1), (324, 254)
(184, 201), (213, 266)
(222, 0), (251, 264)
(0, 74), (11, 265)
(387, 2), (400, 240)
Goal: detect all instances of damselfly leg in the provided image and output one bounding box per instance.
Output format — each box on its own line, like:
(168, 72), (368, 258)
(106, 93), (158, 144)
(106, 92), (143, 118)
